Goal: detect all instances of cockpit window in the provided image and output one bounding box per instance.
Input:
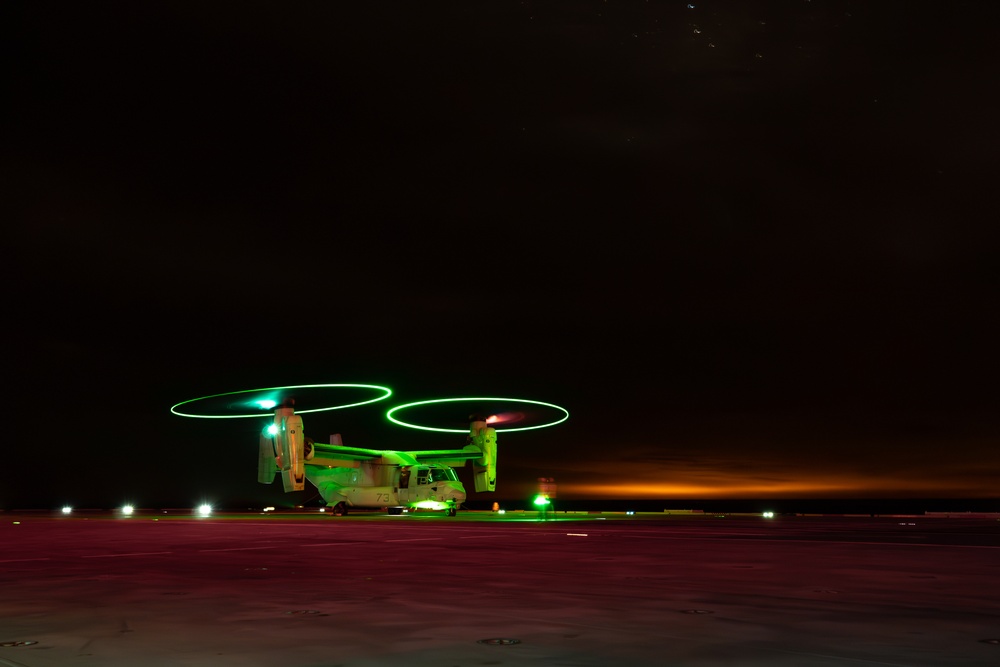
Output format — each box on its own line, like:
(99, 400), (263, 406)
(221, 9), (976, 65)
(415, 467), (458, 484)
(429, 468), (458, 482)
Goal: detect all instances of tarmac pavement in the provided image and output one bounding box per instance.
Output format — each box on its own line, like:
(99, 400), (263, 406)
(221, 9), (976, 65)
(1, 510), (998, 666)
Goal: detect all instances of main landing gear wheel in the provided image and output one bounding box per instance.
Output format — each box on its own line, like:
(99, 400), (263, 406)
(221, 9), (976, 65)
(332, 502), (348, 516)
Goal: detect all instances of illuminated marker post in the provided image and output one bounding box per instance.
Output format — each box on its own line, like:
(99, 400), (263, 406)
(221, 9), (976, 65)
(536, 477), (556, 520)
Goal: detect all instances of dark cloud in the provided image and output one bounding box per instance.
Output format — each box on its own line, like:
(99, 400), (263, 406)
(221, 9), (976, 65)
(7, 1), (999, 508)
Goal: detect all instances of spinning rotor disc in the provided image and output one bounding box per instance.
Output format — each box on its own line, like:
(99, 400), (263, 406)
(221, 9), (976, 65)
(386, 397), (569, 433)
(170, 384), (392, 418)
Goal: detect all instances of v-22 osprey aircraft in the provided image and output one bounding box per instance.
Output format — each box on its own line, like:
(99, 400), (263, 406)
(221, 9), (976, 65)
(258, 402), (497, 516)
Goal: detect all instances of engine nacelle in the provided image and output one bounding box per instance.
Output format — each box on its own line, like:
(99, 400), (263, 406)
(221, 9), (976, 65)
(470, 422), (497, 493)
(257, 406), (306, 492)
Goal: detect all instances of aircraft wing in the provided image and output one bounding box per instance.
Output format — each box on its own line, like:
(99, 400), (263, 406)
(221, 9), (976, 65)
(311, 443), (382, 461)
(408, 446), (485, 467)
(309, 443), (486, 469)
(309, 443), (386, 468)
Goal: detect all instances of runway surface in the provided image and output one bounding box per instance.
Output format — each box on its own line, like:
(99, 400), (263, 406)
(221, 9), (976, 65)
(1, 510), (998, 666)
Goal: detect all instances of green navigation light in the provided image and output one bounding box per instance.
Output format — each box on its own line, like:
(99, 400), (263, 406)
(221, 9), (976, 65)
(533, 495), (551, 506)
(171, 384), (393, 418)
(386, 397), (568, 433)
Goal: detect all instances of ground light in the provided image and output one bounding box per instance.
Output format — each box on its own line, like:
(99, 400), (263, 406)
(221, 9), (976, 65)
(61, 506), (72, 514)
(120, 505), (134, 516)
(763, 511), (774, 518)
(533, 495), (552, 520)
(197, 504), (212, 517)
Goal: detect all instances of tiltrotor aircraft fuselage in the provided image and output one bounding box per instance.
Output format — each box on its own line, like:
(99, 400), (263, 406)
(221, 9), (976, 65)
(259, 404), (497, 516)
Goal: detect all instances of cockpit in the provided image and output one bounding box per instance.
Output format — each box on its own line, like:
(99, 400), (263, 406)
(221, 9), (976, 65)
(411, 466), (459, 486)
(417, 468), (458, 484)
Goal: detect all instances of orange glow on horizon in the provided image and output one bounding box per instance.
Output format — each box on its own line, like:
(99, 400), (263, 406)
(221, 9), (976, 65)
(514, 450), (1000, 499)
(565, 481), (860, 498)
(492, 429), (1000, 500)
(552, 475), (999, 499)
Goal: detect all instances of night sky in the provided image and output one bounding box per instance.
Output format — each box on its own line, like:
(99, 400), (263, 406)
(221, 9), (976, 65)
(7, 1), (999, 510)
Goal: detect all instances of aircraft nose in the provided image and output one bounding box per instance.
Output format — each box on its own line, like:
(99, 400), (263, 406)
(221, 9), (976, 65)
(444, 482), (466, 503)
